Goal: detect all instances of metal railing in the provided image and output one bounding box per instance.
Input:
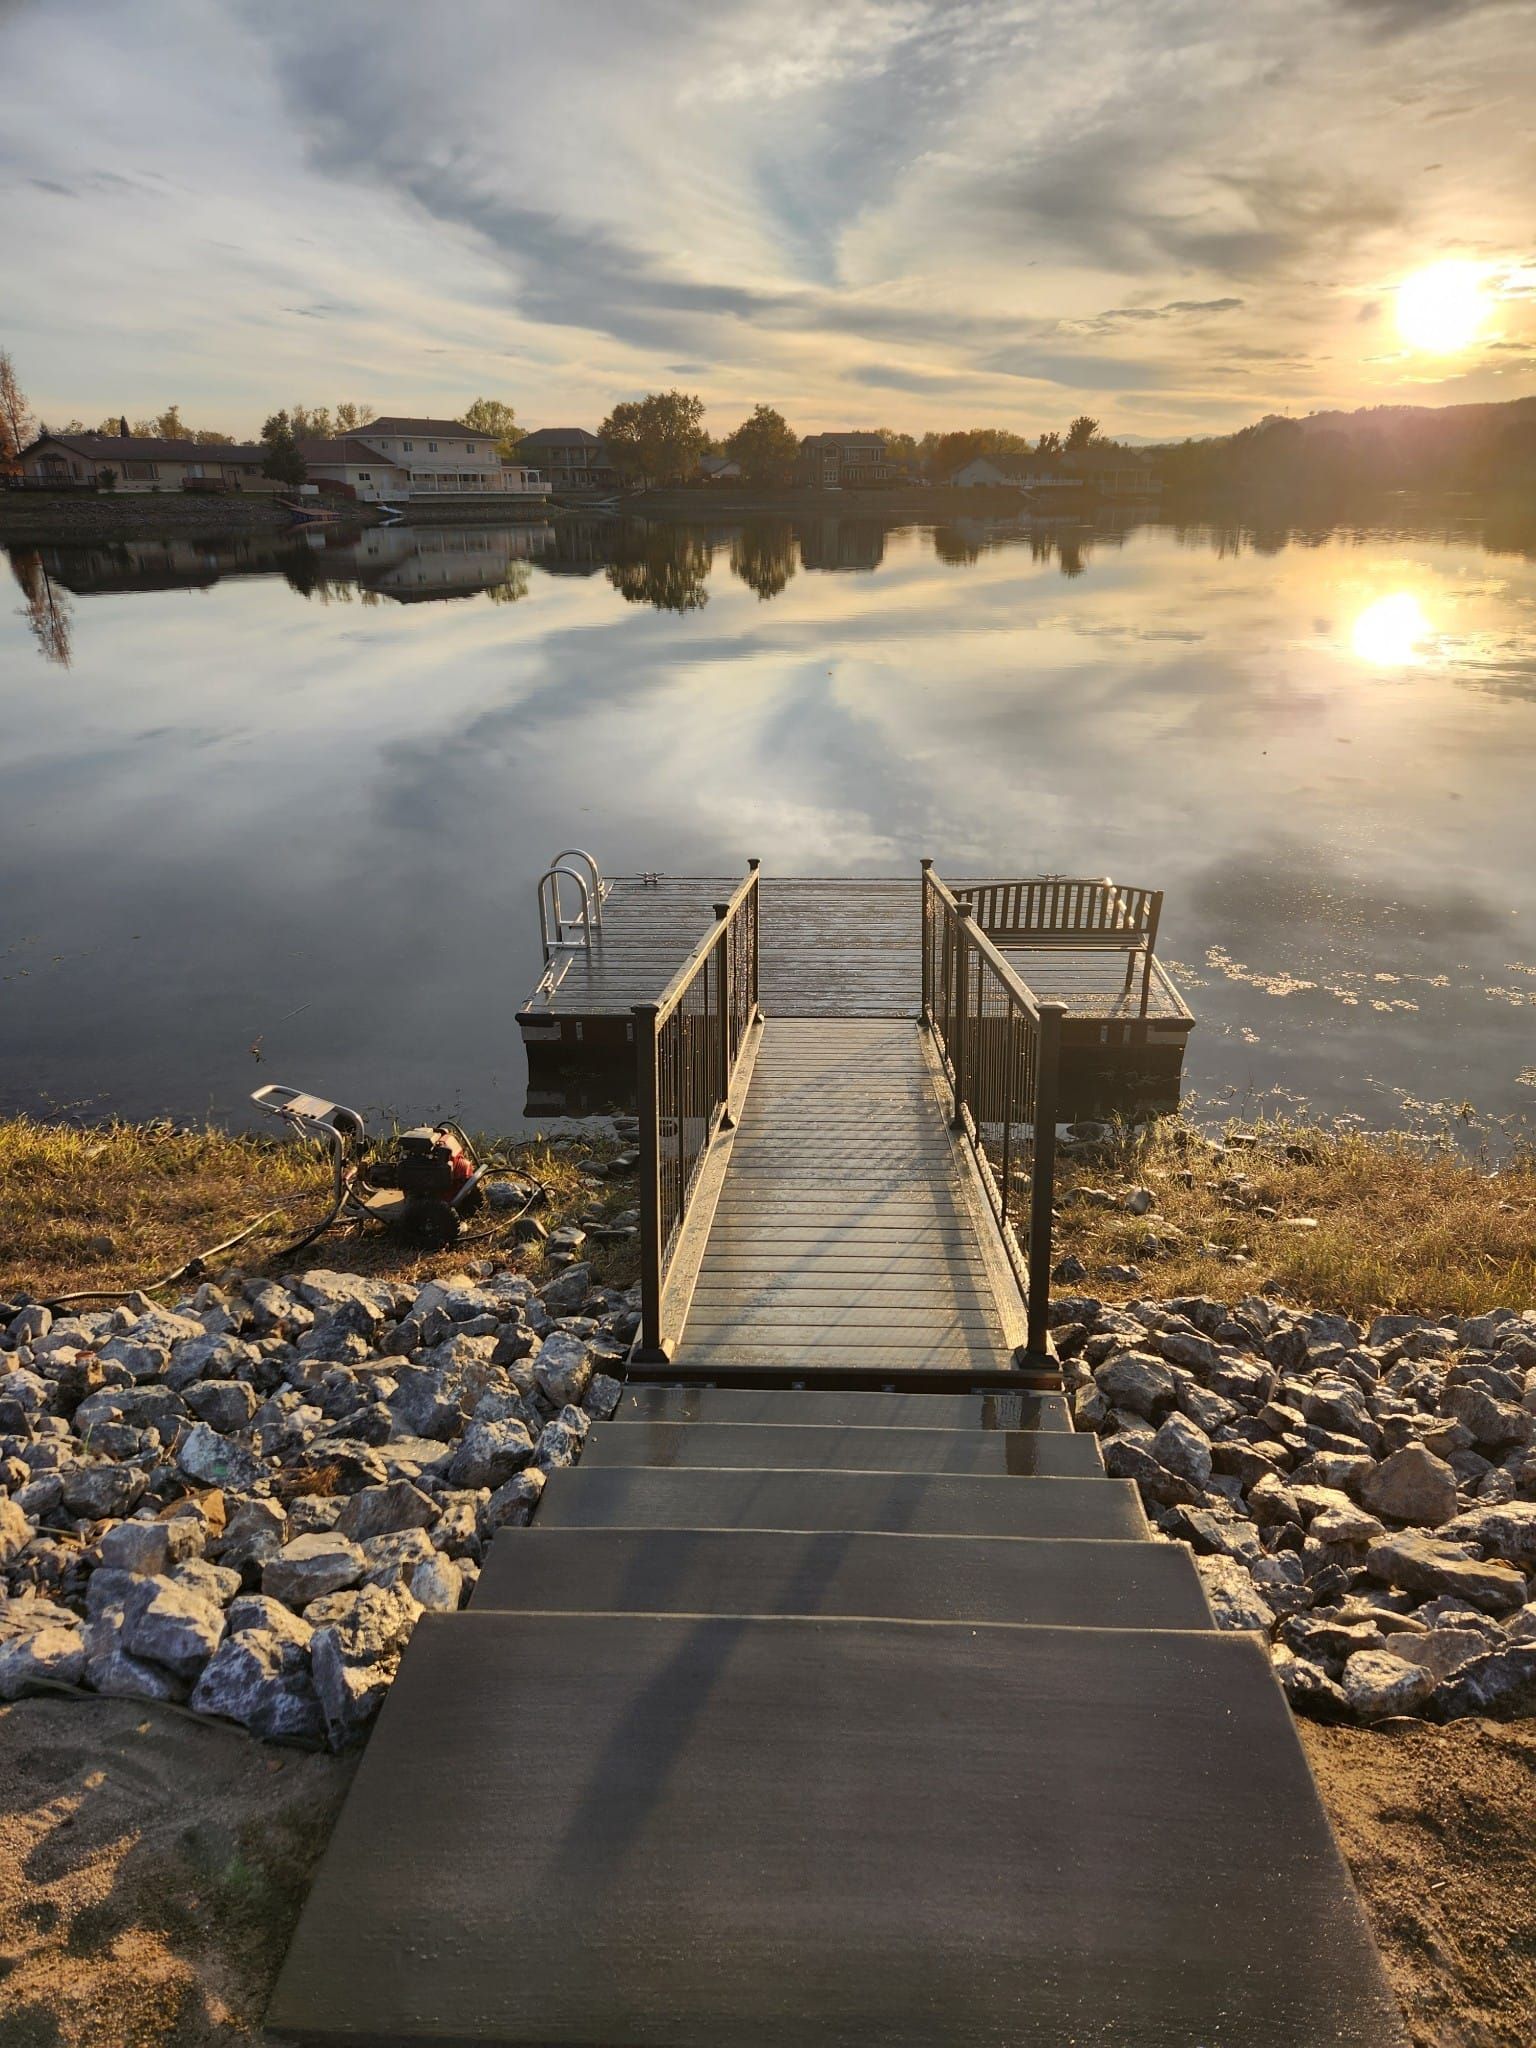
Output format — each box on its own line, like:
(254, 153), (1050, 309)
(922, 861), (1063, 1361)
(633, 861), (761, 1359)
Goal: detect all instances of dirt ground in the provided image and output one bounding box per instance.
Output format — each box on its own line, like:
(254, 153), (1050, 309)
(1301, 1718), (1536, 2048)
(0, 1698), (353, 2047)
(1, 1698), (1533, 2045)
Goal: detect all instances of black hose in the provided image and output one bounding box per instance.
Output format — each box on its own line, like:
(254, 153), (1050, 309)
(42, 1208), (287, 1309)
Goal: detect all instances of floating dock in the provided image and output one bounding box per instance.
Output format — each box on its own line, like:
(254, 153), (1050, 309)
(517, 867), (1194, 1117)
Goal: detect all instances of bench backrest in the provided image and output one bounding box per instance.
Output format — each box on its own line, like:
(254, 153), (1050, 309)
(955, 877), (1162, 951)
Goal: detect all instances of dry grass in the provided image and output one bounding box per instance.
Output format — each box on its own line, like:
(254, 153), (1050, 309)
(1034, 1115), (1536, 1320)
(0, 1117), (635, 1306)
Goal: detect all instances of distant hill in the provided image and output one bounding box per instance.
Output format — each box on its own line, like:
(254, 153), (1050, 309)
(1150, 393), (1536, 494)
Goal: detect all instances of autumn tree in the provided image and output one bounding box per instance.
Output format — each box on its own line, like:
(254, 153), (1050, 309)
(919, 427), (1031, 481)
(287, 404), (333, 440)
(335, 401), (376, 434)
(600, 390), (709, 487)
(154, 405), (186, 440)
(1064, 415), (1100, 451)
(873, 427), (920, 474)
(0, 349), (37, 460)
(260, 410), (307, 485)
(464, 397), (520, 459)
(724, 404), (799, 488)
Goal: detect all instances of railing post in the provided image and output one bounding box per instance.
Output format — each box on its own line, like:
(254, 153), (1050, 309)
(748, 858), (761, 1018)
(632, 1000), (669, 1361)
(919, 858), (933, 1027)
(1023, 1000), (1065, 1365)
(712, 903), (734, 1131)
(950, 903), (971, 1130)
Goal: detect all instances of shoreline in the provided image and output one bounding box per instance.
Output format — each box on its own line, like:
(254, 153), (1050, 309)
(0, 492), (566, 546)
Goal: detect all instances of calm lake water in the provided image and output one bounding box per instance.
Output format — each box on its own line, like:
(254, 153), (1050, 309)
(5, 503), (1536, 1140)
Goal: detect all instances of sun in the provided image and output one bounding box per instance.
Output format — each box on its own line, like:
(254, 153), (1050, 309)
(1352, 592), (1430, 665)
(1395, 261), (1487, 353)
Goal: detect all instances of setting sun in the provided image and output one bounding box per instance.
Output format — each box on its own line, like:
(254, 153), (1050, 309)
(1396, 261), (1487, 354)
(1352, 591), (1431, 664)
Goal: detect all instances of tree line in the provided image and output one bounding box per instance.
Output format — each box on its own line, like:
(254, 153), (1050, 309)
(3, 345), (1118, 488)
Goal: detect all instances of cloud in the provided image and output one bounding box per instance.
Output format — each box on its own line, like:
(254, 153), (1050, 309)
(0, 0), (1532, 435)
(1336, 0), (1513, 33)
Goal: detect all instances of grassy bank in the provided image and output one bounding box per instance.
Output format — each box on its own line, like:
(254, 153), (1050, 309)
(1041, 1115), (1536, 1317)
(6, 1111), (1536, 1318)
(0, 1117), (636, 1306)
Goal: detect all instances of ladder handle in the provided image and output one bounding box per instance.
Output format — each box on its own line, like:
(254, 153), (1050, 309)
(549, 848), (605, 927)
(537, 864), (594, 962)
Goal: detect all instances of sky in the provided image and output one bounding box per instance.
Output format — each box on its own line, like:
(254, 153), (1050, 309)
(3, 0), (1535, 442)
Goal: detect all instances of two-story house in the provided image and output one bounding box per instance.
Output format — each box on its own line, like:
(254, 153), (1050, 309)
(515, 428), (617, 493)
(798, 432), (892, 489)
(301, 418), (549, 503)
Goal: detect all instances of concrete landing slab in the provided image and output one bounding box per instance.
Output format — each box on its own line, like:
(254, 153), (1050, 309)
(536, 1466), (1148, 1539)
(267, 1614), (1407, 2047)
(473, 1527), (1216, 1630)
(585, 1421), (1104, 1476)
(616, 1385), (1072, 1430)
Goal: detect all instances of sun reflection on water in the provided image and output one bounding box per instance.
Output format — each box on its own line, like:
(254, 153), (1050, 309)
(1352, 591), (1430, 665)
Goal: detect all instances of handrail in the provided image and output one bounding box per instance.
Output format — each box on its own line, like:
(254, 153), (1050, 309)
(922, 860), (1062, 1362)
(633, 860), (761, 1360)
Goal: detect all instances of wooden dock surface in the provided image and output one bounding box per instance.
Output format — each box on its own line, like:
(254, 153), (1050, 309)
(521, 874), (1190, 1024)
(674, 1017), (1022, 1371)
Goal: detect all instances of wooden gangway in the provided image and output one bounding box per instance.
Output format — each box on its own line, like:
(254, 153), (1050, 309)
(266, 853), (1406, 2048)
(671, 1017), (1021, 1373)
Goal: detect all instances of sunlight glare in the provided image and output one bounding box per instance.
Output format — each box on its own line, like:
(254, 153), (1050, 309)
(1352, 592), (1430, 665)
(1395, 261), (1487, 353)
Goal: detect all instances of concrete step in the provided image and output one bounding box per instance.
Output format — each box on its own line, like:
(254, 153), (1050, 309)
(473, 1527), (1216, 1630)
(267, 1613), (1408, 2048)
(536, 1466), (1148, 1539)
(615, 1385), (1071, 1430)
(584, 1421), (1104, 1477)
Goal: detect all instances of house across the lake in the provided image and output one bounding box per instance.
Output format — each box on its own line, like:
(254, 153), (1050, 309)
(302, 419), (549, 503)
(949, 453), (1073, 492)
(799, 432), (893, 488)
(515, 428), (617, 493)
(1061, 446), (1162, 497)
(14, 433), (273, 492)
(949, 447), (1161, 500)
